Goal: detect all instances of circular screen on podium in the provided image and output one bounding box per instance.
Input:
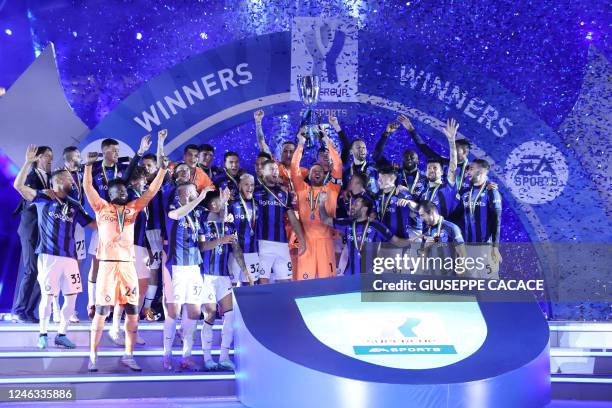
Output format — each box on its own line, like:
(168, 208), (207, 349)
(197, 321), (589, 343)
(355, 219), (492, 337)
(295, 292), (487, 370)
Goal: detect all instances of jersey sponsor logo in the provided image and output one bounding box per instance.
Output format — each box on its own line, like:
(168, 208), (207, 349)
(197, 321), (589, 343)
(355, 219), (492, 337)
(505, 140), (568, 204)
(47, 210), (74, 222)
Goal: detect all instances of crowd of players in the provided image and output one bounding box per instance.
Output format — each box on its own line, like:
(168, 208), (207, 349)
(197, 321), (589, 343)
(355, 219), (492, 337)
(11, 110), (502, 372)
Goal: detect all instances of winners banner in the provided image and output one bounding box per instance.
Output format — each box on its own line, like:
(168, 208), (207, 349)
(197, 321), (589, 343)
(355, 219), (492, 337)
(80, 18), (611, 319)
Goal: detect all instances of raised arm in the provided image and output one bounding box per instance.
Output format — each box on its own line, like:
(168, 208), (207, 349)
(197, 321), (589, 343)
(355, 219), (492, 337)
(290, 129), (308, 191)
(321, 128), (343, 179)
(373, 122), (399, 166)
(329, 114), (351, 164)
(122, 134), (152, 183)
(13, 145), (39, 202)
(84, 152), (107, 211)
(317, 191), (334, 227)
(401, 114), (448, 165)
(132, 167), (168, 211)
(156, 129), (167, 169)
(444, 119), (459, 185)
(254, 110), (272, 156)
(168, 186), (214, 220)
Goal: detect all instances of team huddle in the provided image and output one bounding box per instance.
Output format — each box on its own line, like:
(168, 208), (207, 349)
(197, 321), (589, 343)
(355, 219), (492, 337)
(12, 110), (502, 373)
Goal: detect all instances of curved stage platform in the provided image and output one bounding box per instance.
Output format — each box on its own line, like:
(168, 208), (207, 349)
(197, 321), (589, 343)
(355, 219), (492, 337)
(234, 276), (551, 408)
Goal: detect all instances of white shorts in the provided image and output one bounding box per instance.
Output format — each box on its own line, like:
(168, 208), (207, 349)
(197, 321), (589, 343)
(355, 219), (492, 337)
(258, 240), (292, 281)
(74, 223), (86, 261)
(88, 229), (99, 256)
(464, 244), (499, 279)
(134, 245), (151, 279)
(228, 252), (261, 283)
(37, 253), (82, 295)
(202, 275), (233, 304)
(145, 229), (164, 269)
(163, 265), (204, 305)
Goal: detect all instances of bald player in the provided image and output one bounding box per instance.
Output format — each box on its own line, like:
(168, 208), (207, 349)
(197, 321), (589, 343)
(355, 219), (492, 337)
(84, 152), (167, 372)
(291, 126), (343, 280)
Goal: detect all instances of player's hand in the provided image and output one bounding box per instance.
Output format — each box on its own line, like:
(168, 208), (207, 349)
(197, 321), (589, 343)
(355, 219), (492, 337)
(138, 134), (152, 155)
(298, 239), (307, 256)
(397, 198), (410, 207)
(25, 144), (38, 163)
(86, 152), (99, 166)
(386, 122), (400, 133)
(444, 118), (459, 141)
(220, 234), (236, 245)
(492, 246), (503, 265)
(199, 185), (215, 200)
(254, 109), (264, 122)
(297, 128), (307, 145)
(157, 129), (168, 142)
(318, 191), (328, 203)
(220, 187), (231, 204)
(328, 114), (340, 130)
(42, 189), (57, 200)
(486, 181), (498, 190)
(398, 114), (415, 132)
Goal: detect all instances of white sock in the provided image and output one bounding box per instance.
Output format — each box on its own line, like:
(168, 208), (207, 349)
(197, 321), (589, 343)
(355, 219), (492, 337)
(143, 285), (157, 308)
(87, 281), (96, 306)
(52, 296), (60, 318)
(181, 308), (197, 358)
(220, 310), (234, 361)
(111, 305), (123, 334)
(201, 320), (214, 361)
(38, 294), (53, 334)
(58, 294), (76, 335)
(163, 315), (176, 355)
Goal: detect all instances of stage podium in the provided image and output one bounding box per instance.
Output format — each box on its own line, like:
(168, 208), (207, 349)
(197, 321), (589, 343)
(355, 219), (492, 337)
(234, 275), (550, 408)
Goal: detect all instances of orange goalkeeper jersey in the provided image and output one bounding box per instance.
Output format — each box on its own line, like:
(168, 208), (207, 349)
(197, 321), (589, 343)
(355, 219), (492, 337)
(84, 165), (167, 261)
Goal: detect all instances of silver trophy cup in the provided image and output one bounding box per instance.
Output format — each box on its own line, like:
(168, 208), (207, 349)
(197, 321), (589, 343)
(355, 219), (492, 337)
(297, 75), (321, 148)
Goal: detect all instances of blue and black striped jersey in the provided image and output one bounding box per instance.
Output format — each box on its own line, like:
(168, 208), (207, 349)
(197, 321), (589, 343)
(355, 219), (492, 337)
(253, 184), (292, 243)
(342, 161), (379, 194)
(147, 180), (176, 237)
(200, 221), (235, 277)
(333, 218), (393, 275)
(213, 171), (241, 198)
(457, 184), (502, 244)
(30, 192), (93, 258)
(165, 206), (203, 267)
(395, 169), (426, 199)
(227, 198), (258, 253)
(91, 161), (128, 200)
(418, 182), (459, 220)
(375, 188), (422, 238)
(127, 188), (149, 247)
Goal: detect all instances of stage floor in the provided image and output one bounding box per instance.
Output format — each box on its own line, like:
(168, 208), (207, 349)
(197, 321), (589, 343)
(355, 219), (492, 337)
(1, 398), (611, 407)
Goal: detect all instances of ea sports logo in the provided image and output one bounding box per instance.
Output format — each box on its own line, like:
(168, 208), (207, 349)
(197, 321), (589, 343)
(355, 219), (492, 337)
(505, 141), (568, 204)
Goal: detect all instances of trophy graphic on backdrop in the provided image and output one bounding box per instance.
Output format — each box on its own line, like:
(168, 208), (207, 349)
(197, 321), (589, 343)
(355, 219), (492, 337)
(297, 75), (321, 148)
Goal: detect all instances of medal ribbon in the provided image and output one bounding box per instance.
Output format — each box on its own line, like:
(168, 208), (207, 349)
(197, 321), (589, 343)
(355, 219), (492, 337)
(261, 183), (288, 208)
(352, 219), (371, 257)
(239, 194), (256, 232)
(380, 187), (396, 219)
(102, 161), (118, 186)
(308, 187), (321, 220)
(425, 183), (441, 201)
(468, 183), (487, 216)
(403, 170), (419, 194)
(456, 160), (468, 188)
(116, 206), (126, 238)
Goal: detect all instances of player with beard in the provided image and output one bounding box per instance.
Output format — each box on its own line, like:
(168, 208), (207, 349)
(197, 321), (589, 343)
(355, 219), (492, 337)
(161, 182), (215, 371)
(319, 192), (412, 275)
(400, 114), (472, 191)
(374, 165), (422, 273)
(182, 144), (214, 193)
(13, 145), (53, 323)
(86, 136), (150, 319)
(404, 119), (460, 219)
(108, 167), (151, 347)
(373, 114), (427, 196)
(84, 151), (167, 372)
(254, 152), (272, 185)
(198, 144), (223, 180)
(254, 109), (309, 191)
(213, 152), (243, 199)
(199, 189), (253, 371)
(417, 201), (467, 276)
(291, 126), (343, 280)
(457, 159), (503, 278)
(330, 114), (390, 194)
(227, 174), (262, 286)
(14, 146), (96, 349)
(255, 160), (306, 284)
